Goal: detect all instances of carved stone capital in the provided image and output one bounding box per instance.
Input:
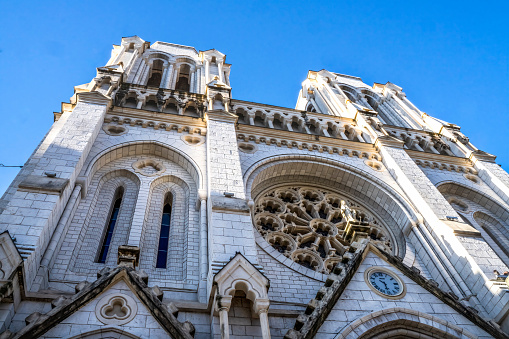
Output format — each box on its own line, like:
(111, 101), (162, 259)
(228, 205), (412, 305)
(253, 298), (270, 314)
(215, 294), (233, 312)
(117, 245), (140, 267)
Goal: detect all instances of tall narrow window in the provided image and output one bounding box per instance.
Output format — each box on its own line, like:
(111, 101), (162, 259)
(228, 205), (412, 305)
(156, 199), (172, 268)
(97, 189), (123, 263)
(175, 64), (191, 92)
(147, 59), (164, 87)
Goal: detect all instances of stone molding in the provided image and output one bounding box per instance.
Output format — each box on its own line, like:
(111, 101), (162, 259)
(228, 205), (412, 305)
(210, 196), (250, 214)
(104, 114), (206, 136)
(206, 109), (238, 123)
(76, 91), (112, 106)
(18, 175), (69, 195)
(95, 293), (138, 325)
(237, 133), (381, 160)
(336, 307), (478, 339)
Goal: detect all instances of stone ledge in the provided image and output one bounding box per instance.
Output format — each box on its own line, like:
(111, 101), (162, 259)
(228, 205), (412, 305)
(442, 220), (482, 237)
(18, 175), (69, 195)
(211, 195), (250, 213)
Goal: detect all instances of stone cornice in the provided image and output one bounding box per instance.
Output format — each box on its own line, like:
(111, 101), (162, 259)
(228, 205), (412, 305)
(231, 99), (303, 114)
(237, 128), (381, 160)
(383, 124), (434, 136)
(406, 150), (472, 167)
(206, 109), (238, 123)
(76, 91), (111, 105)
(231, 99), (354, 124)
(470, 150), (497, 163)
(237, 125), (377, 152)
(375, 135), (405, 149)
(109, 108), (206, 127)
(105, 111), (207, 135)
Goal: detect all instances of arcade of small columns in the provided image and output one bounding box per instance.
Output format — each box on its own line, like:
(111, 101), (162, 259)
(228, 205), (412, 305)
(130, 54), (229, 93)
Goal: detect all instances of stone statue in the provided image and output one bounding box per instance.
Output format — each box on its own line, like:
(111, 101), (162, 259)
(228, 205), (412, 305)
(340, 200), (357, 223)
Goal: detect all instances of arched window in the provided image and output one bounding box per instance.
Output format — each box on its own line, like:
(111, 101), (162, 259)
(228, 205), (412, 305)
(341, 88), (357, 102)
(147, 59), (164, 87)
(273, 117), (283, 129)
(254, 115), (265, 127)
(306, 103), (317, 113)
(291, 120), (301, 132)
(97, 188), (124, 263)
(156, 196), (172, 268)
(175, 64), (191, 92)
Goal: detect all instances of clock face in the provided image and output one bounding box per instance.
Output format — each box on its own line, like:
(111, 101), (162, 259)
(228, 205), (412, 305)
(368, 271), (402, 296)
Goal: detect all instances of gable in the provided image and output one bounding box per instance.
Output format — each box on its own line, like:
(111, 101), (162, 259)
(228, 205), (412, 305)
(284, 243), (508, 339)
(316, 251), (492, 339)
(8, 267), (194, 339)
(41, 279), (168, 338)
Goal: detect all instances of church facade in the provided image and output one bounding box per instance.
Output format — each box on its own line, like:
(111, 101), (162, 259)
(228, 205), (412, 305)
(0, 36), (508, 338)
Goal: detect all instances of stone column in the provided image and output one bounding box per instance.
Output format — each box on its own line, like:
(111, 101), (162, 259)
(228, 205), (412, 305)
(126, 178), (151, 251)
(133, 58), (147, 84)
(198, 189), (208, 280)
(248, 113), (255, 126)
(266, 116), (274, 129)
(190, 70), (196, 93)
(140, 60), (152, 85)
(218, 61), (224, 83)
(216, 295), (232, 339)
(254, 299), (271, 339)
(204, 58), (210, 84)
(160, 62), (171, 89)
(163, 64), (174, 89)
(321, 126), (331, 137)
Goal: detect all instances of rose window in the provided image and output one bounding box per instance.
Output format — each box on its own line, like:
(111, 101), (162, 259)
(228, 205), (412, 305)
(253, 186), (392, 274)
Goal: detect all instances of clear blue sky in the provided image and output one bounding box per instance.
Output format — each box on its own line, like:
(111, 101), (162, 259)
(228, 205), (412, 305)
(0, 1), (508, 195)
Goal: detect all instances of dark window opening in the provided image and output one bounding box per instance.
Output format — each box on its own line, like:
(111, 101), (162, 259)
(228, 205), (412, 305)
(124, 96), (137, 108)
(254, 115), (265, 127)
(147, 60), (164, 87)
(98, 190), (123, 264)
(163, 102), (178, 114)
(236, 112), (247, 124)
(306, 104), (317, 113)
(144, 98), (159, 111)
(156, 201), (172, 268)
(176, 64), (191, 92)
(308, 124), (318, 134)
(184, 105), (199, 117)
(273, 118), (283, 129)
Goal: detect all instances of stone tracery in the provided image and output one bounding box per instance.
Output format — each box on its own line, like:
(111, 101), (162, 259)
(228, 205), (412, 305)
(253, 185), (392, 274)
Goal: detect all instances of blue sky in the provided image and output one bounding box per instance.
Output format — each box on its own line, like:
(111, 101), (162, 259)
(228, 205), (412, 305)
(0, 1), (508, 195)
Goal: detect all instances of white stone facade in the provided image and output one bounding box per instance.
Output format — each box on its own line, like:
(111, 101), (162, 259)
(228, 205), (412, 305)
(0, 36), (508, 338)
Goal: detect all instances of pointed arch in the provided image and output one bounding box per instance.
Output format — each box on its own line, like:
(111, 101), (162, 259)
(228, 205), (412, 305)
(335, 308), (478, 339)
